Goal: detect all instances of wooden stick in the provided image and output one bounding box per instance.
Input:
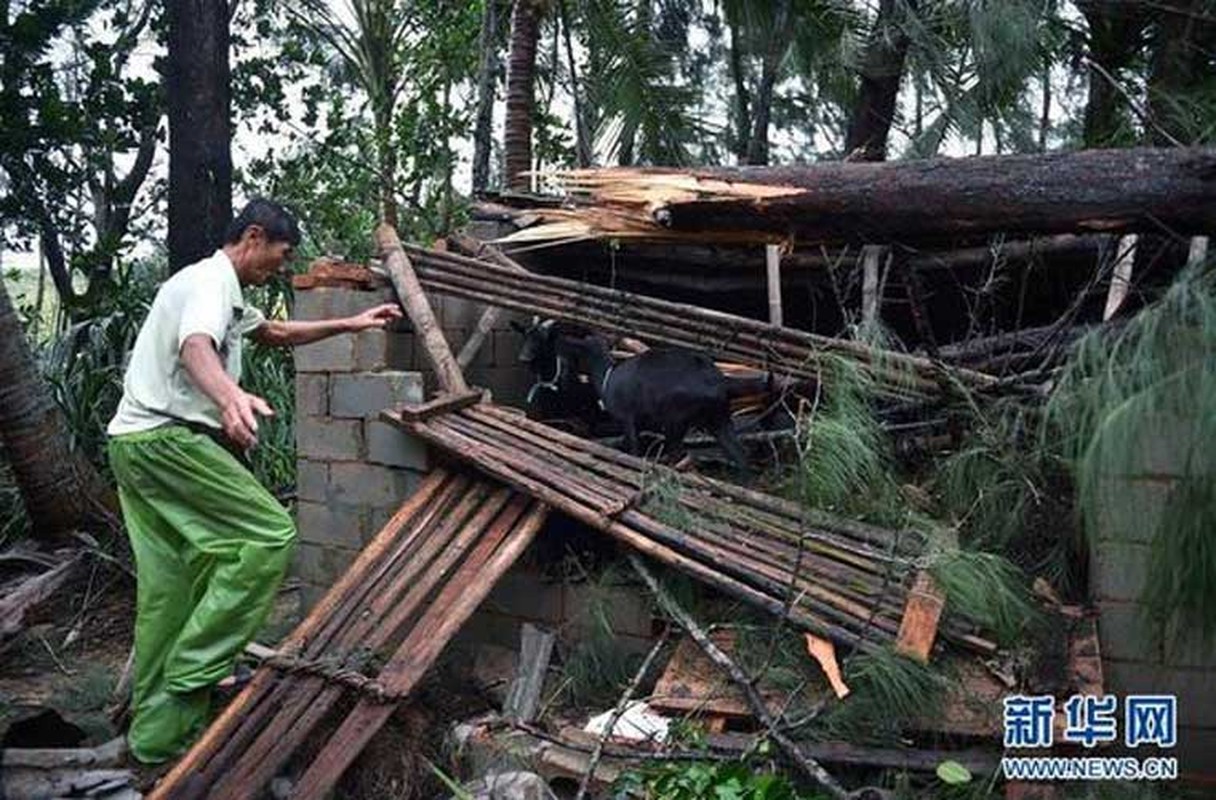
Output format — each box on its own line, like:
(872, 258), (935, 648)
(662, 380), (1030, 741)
(629, 554), (850, 800)
(290, 497), (547, 799)
(397, 389), (485, 421)
(573, 628), (671, 800)
(765, 244), (783, 327)
(377, 224), (468, 393)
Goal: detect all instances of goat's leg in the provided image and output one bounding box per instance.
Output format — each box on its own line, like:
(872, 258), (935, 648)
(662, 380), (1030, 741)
(663, 422), (690, 464)
(622, 418), (640, 455)
(712, 419), (750, 475)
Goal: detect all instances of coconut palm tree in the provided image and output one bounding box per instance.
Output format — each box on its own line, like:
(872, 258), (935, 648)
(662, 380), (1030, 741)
(0, 279), (116, 538)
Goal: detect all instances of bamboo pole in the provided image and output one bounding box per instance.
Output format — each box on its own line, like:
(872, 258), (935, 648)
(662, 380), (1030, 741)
(765, 244), (783, 327)
(377, 224), (468, 393)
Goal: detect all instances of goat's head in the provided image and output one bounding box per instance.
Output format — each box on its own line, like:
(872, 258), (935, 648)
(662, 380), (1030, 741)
(511, 316), (557, 367)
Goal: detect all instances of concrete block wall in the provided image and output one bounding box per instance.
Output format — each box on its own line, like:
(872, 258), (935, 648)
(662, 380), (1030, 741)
(1092, 416), (1216, 774)
(292, 284), (428, 610)
(291, 280), (537, 609)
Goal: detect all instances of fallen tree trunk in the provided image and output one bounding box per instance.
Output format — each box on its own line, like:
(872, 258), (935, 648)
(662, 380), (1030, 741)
(0, 552), (83, 648)
(526, 148), (1216, 245)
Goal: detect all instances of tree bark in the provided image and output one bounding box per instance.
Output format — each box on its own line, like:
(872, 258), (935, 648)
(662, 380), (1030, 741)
(726, 10), (751, 164)
(472, 0), (501, 193)
(504, 0), (542, 191)
(166, 0), (232, 272)
(844, 0), (914, 162)
(0, 281), (117, 538)
(650, 147), (1216, 243)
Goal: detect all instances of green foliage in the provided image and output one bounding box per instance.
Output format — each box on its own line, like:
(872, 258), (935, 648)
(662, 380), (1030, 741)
(789, 356), (904, 526)
(558, 565), (646, 708)
(814, 647), (950, 742)
(1048, 265), (1216, 642)
(613, 758), (828, 800)
(928, 549), (1039, 645)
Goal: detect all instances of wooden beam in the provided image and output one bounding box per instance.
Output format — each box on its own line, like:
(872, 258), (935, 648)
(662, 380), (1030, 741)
(394, 389), (485, 422)
(376, 224), (468, 394)
(764, 244), (783, 326)
(1103, 234), (1138, 321)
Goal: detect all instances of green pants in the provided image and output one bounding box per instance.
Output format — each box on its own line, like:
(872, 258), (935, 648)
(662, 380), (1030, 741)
(109, 425), (296, 764)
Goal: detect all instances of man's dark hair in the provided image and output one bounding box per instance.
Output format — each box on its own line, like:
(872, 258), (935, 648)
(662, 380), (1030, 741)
(225, 198), (301, 246)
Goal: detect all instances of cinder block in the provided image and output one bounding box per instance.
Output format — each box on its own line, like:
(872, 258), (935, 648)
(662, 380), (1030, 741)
(296, 500), (368, 550)
(292, 288), (335, 322)
(355, 329), (388, 371)
(296, 416), (363, 461)
(295, 374), (328, 416)
(1092, 542), (1153, 603)
(1163, 620), (1216, 668)
(442, 326), (468, 354)
(330, 371), (423, 419)
(292, 541), (357, 586)
(366, 420), (429, 470)
(493, 328), (526, 369)
(385, 332), (416, 370)
(330, 286), (396, 319)
(563, 580), (654, 640)
(481, 569), (565, 625)
(1094, 478), (1171, 544)
(1104, 658), (1216, 728)
(443, 296), (481, 331)
(294, 334), (356, 373)
(297, 459), (328, 503)
(328, 462), (418, 507)
(1097, 601), (1165, 662)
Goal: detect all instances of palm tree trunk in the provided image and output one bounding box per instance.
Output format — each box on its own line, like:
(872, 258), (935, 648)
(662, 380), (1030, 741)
(844, 0), (914, 162)
(166, 0), (232, 272)
(744, 0), (792, 166)
(0, 279), (116, 538)
(472, 0), (501, 193)
(505, 0), (542, 191)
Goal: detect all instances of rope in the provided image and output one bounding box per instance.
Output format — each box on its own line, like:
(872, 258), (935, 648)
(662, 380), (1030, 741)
(258, 649), (403, 703)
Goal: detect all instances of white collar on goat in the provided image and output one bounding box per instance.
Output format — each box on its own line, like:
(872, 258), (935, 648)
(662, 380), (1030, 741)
(597, 363), (615, 410)
(526, 353), (567, 405)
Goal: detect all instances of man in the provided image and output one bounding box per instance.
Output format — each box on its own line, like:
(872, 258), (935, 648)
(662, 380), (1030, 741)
(107, 199), (401, 764)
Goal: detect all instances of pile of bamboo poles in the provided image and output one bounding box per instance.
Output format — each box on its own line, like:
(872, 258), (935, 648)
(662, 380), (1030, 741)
(403, 244), (998, 398)
(150, 470), (547, 800)
(389, 403), (996, 656)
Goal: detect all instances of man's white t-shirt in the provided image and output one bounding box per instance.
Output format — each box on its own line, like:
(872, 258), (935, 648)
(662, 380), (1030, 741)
(107, 250), (266, 436)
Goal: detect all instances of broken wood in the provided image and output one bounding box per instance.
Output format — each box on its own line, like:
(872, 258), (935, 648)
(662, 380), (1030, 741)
(518, 149), (1216, 245)
(0, 767), (135, 800)
(573, 628), (670, 800)
(0, 552), (82, 647)
(0, 737), (125, 769)
(504, 623), (556, 723)
(629, 554), (850, 800)
(895, 572), (946, 663)
(376, 223), (468, 393)
(1102, 234), (1138, 321)
(397, 389), (486, 421)
(804, 634), (850, 699)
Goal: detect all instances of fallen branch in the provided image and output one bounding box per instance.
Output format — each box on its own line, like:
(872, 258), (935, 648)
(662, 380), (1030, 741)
(629, 554), (850, 800)
(573, 627), (671, 800)
(0, 551), (83, 648)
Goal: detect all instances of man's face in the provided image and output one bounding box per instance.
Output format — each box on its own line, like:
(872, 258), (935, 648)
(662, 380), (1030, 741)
(246, 227), (295, 284)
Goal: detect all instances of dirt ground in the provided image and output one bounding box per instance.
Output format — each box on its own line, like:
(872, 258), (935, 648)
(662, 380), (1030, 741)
(0, 561), (303, 751)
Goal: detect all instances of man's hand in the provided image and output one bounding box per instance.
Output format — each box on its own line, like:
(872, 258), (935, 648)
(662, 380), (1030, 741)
(220, 390), (275, 449)
(347, 303), (403, 331)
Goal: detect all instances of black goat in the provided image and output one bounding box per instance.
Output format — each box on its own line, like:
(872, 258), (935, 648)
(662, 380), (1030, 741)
(511, 318), (604, 428)
(556, 333), (749, 471)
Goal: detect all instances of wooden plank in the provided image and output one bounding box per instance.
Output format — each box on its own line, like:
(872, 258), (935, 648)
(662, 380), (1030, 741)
(395, 389), (486, 421)
(149, 470), (457, 799)
(1103, 234), (1138, 321)
(764, 244), (782, 327)
(377, 223), (468, 394)
(210, 483), (508, 799)
(895, 572), (945, 663)
(290, 498), (549, 799)
(504, 623), (556, 723)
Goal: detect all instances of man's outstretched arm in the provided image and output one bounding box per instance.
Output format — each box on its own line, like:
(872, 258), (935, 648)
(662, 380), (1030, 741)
(252, 303), (403, 347)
